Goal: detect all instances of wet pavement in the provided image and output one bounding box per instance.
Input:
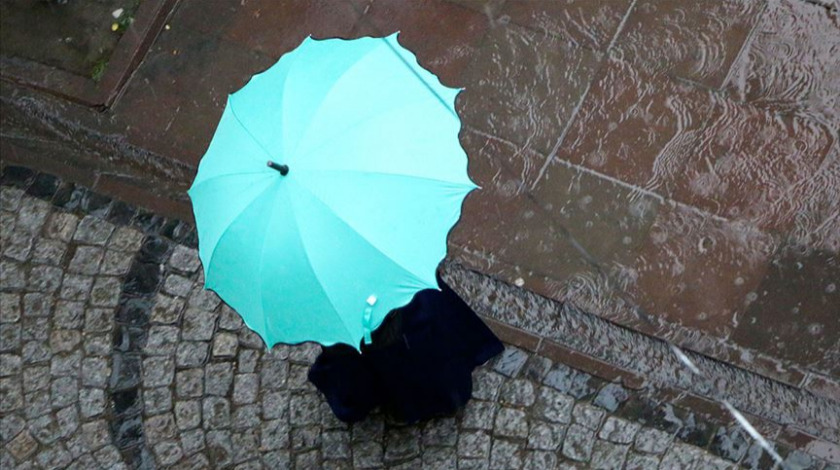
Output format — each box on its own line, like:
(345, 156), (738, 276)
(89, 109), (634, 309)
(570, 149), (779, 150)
(3, 0), (837, 384)
(2, 174), (838, 469)
(1, 0), (839, 467)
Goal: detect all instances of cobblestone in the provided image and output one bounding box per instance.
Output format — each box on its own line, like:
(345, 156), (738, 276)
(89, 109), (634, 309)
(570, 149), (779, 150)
(101, 249), (134, 275)
(44, 212), (79, 241)
(624, 451), (661, 469)
(562, 423), (596, 462)
(90, 276), (122, 307)
(536, 386), (575, 424)
(162, 273), (193, 297)
(599, 416), (641, 444)
(143, 356), (175, 387)
(211, 331), (239, 358)
(494, 407), (529, 438)
(176, 341), (208, 368)
(80, 388), (106, 418)
(423, 417), (457, 447)
(500, 378), (536, 407)
(526, 421), (563, 451)
(144, 387), (173, 415)
(489, 438), (521, 469)
(710, 425), (751, 462)
(109, 226), (144, 252)
(168, 245), (201, 273)
(233, 373), (259, 404)
(0, 293), (21, 322)
(60, 273), (93, 300)
(23, 293), (52, 318)
(634, 427), (673, 454)
(206, 362), (235, 396)
(22, 366), (48, 392)
(545, 363), (599, 400)
(573, 402), (605, 431)
(182, 308), (217, 341)
(28, 265), (63, 293)
(2, 187), (831, 469)
(32, 238), (67, 265)
(591, 440), (629, 469)
(493, 346), (529, 377)
(72, 216), (115, 245)
(151, 293), (185, 324)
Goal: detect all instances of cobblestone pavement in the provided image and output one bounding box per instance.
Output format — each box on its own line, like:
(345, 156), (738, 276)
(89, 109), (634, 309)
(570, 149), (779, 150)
(1, 170), (837, 469)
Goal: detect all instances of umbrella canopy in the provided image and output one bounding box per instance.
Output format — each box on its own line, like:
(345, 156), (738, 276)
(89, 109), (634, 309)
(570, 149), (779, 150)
(188, 34), (476, 349)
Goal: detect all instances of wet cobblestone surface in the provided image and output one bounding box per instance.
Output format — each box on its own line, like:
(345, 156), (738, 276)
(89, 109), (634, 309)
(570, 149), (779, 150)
(2, 172), (837, 469)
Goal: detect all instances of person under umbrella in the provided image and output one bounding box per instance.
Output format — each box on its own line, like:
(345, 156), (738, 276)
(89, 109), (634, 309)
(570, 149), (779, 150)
(309, 274), (503, 424)
(188, 33), (495, 423)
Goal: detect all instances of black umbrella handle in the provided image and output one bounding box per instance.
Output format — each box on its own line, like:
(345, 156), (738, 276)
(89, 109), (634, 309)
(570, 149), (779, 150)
(267, 161), (289, 176)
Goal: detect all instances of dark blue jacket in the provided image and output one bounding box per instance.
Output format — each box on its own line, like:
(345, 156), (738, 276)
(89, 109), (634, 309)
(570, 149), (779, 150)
(308, 279), (503, 424)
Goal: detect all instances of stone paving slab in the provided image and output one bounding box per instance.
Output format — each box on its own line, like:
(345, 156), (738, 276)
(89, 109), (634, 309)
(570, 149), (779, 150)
(611, 0), (765, 88)
(3, 169), (839, 469)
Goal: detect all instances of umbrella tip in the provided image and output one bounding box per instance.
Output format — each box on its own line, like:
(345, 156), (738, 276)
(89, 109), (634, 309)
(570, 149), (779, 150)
(267, 160), (289, 176)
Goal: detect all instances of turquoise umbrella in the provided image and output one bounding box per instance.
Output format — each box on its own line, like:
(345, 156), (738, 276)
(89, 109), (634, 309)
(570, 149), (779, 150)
(188, 34), (476, 349)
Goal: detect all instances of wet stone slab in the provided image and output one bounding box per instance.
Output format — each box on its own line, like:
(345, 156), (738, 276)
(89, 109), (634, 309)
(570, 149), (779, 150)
(458, 21), (601, 156)
(612, 0), (765, 88)
(732, 245), (840, 377)
(725, 0), (840, 128)
(111, 27), (276, 167)
(551, 55), (834, 231)
(351, 0), (490, 87)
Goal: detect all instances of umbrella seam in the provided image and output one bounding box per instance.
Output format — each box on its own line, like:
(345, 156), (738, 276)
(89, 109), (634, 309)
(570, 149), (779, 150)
(290, 35), (460, 160)
(289, 42), (389, 159)
(283, 180), (359, 345)
(378, 35), (458, 119)
(227, 97), (278, 162)
(292, 97), (427, 164)
(189, 170), (271, 194)
(203, 181), (278, 288)
(292, 181), (433, 290)
(293, 96), (460, 168)
(298, 168), (476, 190)
(280, 43), (302, 163)
(256, 184), (282, 346)
(190, 174), (275, 268)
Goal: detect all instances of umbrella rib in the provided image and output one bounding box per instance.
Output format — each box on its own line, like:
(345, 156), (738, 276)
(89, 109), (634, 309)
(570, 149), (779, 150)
(227, 97), (278, 162)
(293, 181), (430, 287)
(203, 181), (278, 282)
(189, 170), (271, 194)
(293, 96), (443, 164)
(255, 185), (282, 345)
(378, 36), (458, 119)
(289, 48), (414, 160)
(283, 182), (358, 342)
(294, 103), (407, 163)
(301, 168), (476, 190)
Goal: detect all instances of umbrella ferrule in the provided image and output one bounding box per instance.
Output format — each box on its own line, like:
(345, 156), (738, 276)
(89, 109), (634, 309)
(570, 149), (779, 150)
(267, 160), (289, 176)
